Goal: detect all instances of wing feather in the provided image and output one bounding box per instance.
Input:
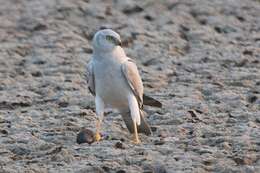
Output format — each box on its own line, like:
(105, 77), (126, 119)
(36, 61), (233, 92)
(121, 59), (143, 108)
(86, 61), (95, 96)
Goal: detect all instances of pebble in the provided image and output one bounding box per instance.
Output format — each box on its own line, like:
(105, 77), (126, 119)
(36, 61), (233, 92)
(76, 129), (95, 144)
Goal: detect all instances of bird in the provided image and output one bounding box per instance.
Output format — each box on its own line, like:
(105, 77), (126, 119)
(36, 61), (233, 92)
(86, 29), (161, 144)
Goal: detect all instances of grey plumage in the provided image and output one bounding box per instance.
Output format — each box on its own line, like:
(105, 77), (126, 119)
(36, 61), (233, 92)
(120, 109), (152, 135)
(86, 29), (161, 139)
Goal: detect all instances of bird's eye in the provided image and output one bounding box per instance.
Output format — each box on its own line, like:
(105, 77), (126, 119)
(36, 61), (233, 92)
(106, 35), (113, 41)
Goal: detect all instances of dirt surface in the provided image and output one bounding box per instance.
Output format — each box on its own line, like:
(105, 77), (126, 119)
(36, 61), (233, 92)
(0, 0), (260, 172)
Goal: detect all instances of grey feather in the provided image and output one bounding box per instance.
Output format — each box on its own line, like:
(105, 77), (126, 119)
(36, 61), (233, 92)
(86, 61), (95, 96)
(120, 109), (152, 136)
(121, 59), (144, 108)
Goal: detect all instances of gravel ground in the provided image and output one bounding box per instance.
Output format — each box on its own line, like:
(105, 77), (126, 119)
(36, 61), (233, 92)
(0, 0), (260, 172)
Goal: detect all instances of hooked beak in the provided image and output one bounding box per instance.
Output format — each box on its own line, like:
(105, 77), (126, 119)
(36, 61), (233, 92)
(115, 38), (122, 46)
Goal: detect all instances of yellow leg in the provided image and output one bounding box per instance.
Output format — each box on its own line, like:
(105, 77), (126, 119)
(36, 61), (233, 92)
(133, 121), (140, 144)
(95, 120), (101, 141)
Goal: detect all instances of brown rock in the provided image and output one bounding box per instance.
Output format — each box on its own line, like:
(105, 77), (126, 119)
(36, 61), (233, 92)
(76, 129), (95, 144)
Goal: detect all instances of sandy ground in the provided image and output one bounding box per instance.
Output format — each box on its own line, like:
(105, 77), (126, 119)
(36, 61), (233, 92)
(0, 0), (260, 172)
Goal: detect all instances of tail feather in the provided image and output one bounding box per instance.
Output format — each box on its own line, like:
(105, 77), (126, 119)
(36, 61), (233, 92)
(120, 109), (152, 136)
(143, 94), (162, 108)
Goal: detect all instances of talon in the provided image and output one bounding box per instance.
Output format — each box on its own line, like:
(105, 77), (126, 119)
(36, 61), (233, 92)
(132, 137), (141, 144)
(95, 132), (101, 141)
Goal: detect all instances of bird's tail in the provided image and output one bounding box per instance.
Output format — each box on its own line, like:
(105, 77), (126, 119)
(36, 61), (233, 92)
(143, 94), (162, 108)
(120, 109), (152, 136)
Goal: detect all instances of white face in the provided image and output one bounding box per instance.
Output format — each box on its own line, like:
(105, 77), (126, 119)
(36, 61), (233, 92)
(93, 29), (122, 52)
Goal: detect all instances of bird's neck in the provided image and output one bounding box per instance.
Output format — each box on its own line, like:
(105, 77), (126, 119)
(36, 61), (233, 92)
(93, 46), (127, 62)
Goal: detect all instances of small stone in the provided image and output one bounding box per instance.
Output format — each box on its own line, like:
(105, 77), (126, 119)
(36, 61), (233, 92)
(31, 71), (42, 77)
(243, 50), (253, 56)
(76, 129), (95, 144)
(102, 166), (110, 172)
(58, 101), (69, 107)
(255, 117), (260, 123)
(0, 129), (8, 135)
(236, 15), (245, 22)
(151, 126), (157, 132)
(154, 140), (165, 145)
(214, 25), (236, 34)
(122, 5), (143, 15)
(32, 23), (47, 31)
(33, 59), (46, 65)
(114, 141), (125, 149)
(144, 15), (154, 21)
(247, 95), (257, 103)
(236, 59), (248, 67)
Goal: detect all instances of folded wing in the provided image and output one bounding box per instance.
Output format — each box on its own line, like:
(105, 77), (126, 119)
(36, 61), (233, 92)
(121, 59), (144, 109)
(86, 61), (95, 96)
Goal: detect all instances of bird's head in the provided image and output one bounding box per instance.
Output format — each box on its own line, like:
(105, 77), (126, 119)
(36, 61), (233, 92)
(93, 29), (122, 52)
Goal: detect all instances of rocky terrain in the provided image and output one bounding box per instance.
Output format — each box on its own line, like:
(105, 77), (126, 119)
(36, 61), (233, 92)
(0, 0), (260, 172)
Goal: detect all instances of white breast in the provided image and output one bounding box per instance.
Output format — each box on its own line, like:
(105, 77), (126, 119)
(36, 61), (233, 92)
(93, 58), (131, 108)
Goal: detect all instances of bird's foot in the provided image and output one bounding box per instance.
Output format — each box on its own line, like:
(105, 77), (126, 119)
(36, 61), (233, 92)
(132, 136), (141, 144)
(95, 132), (101, 141)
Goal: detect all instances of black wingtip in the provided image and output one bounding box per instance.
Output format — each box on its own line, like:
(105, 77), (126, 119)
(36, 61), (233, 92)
(143, 94), (162, 108)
